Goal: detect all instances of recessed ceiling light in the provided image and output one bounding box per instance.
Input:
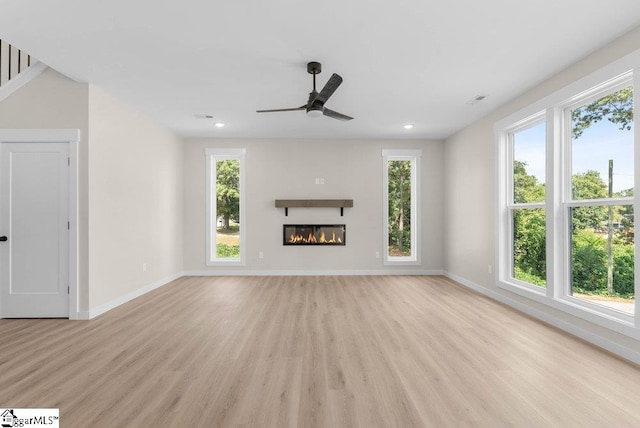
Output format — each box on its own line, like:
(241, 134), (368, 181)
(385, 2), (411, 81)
(195, 114), (215, 119)
(403, 124), (414, 130)
(214, 122), (225, 128)
(466, 95), (487, 105)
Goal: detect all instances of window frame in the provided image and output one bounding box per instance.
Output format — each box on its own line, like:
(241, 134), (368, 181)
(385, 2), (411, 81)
(557, 74), (635, 321)
(505, 115), (548, 293)
(496, 60), (640, 337)
(205, 148), (246, 266)
(382, 149), (421, 265)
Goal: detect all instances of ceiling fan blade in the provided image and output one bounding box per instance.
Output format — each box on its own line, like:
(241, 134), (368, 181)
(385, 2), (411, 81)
(256, 106), (305, 113)
(313, 73), (343, 106)
(323, 108), (353, 121)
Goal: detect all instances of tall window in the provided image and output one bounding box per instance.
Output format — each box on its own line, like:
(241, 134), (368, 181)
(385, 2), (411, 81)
(509, 119), (547, 289)
(206, 148), (245, 265)
(497, 70), (636, 328)
(565, 83), (634, 315)
(382, 150), (421, 265)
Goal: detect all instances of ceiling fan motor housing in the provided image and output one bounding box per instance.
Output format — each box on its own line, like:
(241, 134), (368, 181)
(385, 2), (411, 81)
(307, 61), (321, 75)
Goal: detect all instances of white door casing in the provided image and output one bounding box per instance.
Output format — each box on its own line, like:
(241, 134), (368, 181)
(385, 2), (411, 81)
(0, 130), (79, 319)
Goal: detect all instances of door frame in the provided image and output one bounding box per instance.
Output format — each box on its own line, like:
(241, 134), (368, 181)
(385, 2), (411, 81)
(0, 129), (79, 319)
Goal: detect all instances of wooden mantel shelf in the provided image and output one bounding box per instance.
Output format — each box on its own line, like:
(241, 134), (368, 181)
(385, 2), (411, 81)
(275, 199), (353, 216)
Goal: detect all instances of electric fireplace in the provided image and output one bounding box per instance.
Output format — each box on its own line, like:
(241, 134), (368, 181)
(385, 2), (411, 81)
(283, 224), (346, 246)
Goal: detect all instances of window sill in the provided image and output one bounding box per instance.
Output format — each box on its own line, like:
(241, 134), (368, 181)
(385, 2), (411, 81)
(383, 258), (420, 266)
(554, 295), (635, 328)
(206, 259), (245, 267)
(498, 278), (638, 340)
(497, 278), (547, 303)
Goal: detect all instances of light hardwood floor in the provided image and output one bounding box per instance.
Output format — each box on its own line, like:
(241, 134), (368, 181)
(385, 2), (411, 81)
(1, 275), (639, 427)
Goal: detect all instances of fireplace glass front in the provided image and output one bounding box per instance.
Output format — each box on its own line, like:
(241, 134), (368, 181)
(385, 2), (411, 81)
(283, 224), (346, 246)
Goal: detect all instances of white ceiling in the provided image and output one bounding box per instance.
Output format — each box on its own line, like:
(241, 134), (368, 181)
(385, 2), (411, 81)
(2, 0), (640, 140)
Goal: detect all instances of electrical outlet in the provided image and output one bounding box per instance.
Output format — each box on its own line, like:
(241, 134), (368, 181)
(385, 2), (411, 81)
(375, 251), (380, 259)
(488, 264), (493, 274)
(259, 251), (264, 259)
(142, 263), (147, 272)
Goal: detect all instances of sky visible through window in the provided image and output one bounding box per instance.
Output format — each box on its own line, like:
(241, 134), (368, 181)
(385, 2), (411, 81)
(515, 119), (634, 193)
(513, 121), (546, 189)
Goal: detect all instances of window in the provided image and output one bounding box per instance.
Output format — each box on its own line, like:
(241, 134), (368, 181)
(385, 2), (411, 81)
(206, 148), (245, 265)
(565, 83), (634, 315)
(382, 150), (421, 265)
(509, 119), (547, 289)
(497, 69), (637, 330)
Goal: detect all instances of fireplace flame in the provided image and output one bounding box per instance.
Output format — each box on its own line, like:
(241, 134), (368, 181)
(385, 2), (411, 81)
(288, 229), (343, 244)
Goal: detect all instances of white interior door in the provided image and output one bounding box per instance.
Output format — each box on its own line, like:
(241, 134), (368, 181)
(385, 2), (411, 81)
(0, 142), (69, 317)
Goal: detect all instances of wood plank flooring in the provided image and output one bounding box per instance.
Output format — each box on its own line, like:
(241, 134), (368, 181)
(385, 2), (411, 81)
(1, 275), (639, 427)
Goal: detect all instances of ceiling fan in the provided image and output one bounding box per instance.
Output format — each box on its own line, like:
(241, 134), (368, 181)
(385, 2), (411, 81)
(257, 61), (354, 121)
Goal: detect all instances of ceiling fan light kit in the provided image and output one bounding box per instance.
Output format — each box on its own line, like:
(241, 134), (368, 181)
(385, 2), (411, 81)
(257, 61), (354, 121)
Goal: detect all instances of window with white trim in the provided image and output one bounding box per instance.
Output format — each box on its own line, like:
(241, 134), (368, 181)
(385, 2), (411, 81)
(497, 69), (637, 329)
(508, 119), (547, 289)
(206, 148), (245, 266)
(565, 80), (634, 316)
(382, 150), (421, 265)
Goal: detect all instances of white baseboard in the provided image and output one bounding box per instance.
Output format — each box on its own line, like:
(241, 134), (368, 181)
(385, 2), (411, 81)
(183, 269), (443, 276)
(78, 271), (184, 320)
(444, 271), (640, 366)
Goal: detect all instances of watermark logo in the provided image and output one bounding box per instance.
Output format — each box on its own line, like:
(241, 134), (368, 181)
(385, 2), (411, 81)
(1, 410), (15, 427)
(0, 409), (59, 428)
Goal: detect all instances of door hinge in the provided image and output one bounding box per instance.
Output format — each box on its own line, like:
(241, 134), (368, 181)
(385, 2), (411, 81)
(67, 286), (70, 294)
(68, 157), (70, 166)
(68, 221), (70, 230)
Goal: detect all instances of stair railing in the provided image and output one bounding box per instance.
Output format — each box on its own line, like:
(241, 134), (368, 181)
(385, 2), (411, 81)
(0, 40), (37, 87)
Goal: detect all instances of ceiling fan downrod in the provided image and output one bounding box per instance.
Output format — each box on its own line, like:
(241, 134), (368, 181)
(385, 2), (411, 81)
(307, 61), (321, 93)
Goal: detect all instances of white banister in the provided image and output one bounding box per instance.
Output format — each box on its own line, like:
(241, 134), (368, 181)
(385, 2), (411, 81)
(0, 40), (38, 87)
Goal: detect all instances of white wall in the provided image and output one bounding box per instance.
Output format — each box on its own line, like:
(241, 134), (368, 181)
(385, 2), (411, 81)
(0, 68), (90, 311)
(87, 85), (184, 310)
(444, 26), (640, 358)
(184, 138), (443, 274)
